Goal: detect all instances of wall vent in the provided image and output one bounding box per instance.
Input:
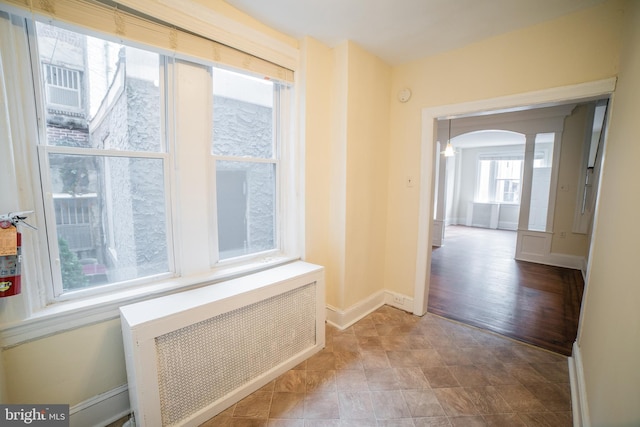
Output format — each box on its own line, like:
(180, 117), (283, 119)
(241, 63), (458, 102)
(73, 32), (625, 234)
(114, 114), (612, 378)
(120, 261), (325, 426)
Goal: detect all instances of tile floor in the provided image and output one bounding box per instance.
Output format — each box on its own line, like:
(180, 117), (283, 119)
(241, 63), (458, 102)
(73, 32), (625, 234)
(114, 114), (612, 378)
(201, 306), (572, 426)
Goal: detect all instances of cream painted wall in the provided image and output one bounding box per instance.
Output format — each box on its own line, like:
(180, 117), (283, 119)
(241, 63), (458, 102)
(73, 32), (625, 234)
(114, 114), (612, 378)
(385, 0), (625, 297)
(550, 104), (590, 256)
(301, 36), (340, 307)
(343, 41), (391, 308)
(577, 1), (640, 424)
(3, 319), (126, 405)
(303, 39), (391, 310)
(0, 358), (7, 403)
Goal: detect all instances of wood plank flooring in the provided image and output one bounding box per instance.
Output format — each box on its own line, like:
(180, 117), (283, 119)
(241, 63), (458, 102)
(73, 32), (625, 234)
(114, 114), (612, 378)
(428, 225), (584, 356)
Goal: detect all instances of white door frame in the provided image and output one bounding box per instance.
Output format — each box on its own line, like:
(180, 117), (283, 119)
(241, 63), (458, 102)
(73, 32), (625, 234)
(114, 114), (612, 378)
(413, 78), (617, 316)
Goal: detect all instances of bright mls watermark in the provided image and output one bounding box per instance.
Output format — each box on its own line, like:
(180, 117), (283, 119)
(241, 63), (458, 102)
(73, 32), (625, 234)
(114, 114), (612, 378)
(1, 405), (69, 426)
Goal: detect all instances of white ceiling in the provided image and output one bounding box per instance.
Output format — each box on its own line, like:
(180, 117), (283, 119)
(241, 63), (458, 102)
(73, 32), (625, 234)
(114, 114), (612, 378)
(224, 0), (606, 65)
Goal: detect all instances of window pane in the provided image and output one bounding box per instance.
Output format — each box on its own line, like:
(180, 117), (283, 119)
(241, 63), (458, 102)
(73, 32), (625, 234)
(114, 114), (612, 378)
(49, 153), (169, 291)
(528, 133), (555, 231)
(36, 22), (163, 152)
(216, 160), (276, 260)
(477, 160), (491, 202)
(212, 67), (274, 158)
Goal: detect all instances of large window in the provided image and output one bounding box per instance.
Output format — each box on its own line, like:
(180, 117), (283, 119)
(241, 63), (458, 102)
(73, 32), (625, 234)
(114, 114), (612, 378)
(1, 2), (297, 313)
(32, 21), (172, 296)
(211, 67), (290, 262)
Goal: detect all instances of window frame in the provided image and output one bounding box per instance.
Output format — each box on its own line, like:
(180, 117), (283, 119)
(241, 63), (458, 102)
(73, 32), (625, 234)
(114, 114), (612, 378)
(0, 2), (300, 345)
(475, 155), (525, 205)
(27, 18), (177, 301)
(209, 68), (294, 268)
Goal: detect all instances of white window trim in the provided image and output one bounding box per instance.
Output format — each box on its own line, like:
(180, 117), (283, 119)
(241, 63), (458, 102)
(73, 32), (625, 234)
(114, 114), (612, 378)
(209, 75), (291, 266)
(0, 255), (299, 348)
(28, 22), (177, 301)
(0, 6), (303, 346)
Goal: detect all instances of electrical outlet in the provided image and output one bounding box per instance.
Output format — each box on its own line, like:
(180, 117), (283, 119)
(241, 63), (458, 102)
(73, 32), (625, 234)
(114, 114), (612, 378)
(393, 295), (404, 305)
(559, 231), (567, 238)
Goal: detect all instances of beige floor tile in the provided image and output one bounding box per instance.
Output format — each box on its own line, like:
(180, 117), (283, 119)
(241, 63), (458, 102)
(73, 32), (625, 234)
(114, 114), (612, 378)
(494, 384), (547, 413)
(306, 351), (336, 371)
(233, 391), (273, 418)
(448, 415), (487, 426)
(395, 367), (431, 390)
(463, 386), (512, 414)
(333, 351), (363, 370)
(370, 390), (412, 419)
(269, 392), (305, 419)
(275, 370), (307, 393)
(433, 387), (480, 416)
(306, 370), (337, 393)
(421, 366), (460, 388)
(448, 365), (491, 387)
(360, 350), (391, 369)
(337, 391), (375, 420)
(413, 417), (452, 426)
(197, 307), (573, 426)
(303, 392), (340, 419)
(482, 413), (527, 426)
(402, 389), (447, 417)
(365, 367), (402, 390)
(335, 368), (369, 391)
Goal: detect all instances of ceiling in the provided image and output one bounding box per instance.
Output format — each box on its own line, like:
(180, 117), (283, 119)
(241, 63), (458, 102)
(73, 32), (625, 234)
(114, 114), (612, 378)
(224, 0), (606, 65)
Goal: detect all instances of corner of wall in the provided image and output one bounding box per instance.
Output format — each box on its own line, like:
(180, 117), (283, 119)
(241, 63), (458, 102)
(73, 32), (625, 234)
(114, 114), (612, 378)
(568, 341), (591, 427)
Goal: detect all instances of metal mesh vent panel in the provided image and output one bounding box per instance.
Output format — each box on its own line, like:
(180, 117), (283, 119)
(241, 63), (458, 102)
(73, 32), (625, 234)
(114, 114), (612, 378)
(155, 282), (317, 426)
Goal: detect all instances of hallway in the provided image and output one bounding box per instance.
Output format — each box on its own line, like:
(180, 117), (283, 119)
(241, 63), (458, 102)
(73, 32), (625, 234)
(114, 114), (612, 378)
(428, 226), (584, 355)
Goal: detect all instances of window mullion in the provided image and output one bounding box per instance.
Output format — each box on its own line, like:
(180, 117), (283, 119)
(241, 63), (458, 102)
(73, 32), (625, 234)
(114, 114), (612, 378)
(212, 155), (277, 164)
(43, 145), (168, 159)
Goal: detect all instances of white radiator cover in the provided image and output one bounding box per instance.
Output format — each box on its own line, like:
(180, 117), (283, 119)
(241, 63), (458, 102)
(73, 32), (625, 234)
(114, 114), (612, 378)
(120, 261), (325, 427)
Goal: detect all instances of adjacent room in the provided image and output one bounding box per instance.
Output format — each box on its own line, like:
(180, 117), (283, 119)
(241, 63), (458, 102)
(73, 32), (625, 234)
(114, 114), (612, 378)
(429, 100), (606, 356)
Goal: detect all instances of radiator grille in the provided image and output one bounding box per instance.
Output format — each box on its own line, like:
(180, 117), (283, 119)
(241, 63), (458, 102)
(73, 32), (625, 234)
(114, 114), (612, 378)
(154, 282), (317, 426)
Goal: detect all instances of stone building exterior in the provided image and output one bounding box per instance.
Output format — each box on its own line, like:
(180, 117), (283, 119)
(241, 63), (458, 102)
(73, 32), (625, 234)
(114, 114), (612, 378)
(37, 23), (276, 289)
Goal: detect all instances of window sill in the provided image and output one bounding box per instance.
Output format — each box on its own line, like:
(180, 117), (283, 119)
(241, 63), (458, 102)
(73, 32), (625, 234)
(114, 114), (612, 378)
(0, 255), (299, 348)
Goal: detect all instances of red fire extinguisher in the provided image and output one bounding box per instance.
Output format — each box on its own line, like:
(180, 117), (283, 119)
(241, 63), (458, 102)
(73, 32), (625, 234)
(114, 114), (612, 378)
(0, 224), (21, 297)
(0, 211), (33, 298)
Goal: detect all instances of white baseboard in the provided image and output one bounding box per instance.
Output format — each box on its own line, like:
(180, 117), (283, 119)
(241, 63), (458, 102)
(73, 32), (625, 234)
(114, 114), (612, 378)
(383, 291), (414, 313)
(581, 258), (588, 281)
(325, 290), (414, 330)
(326, 291), (385, 330)
(69, 384), (130, 427)
(516, 252), (585, 271)
(568, 341), (590, 427)
(497, 221), (518, 231)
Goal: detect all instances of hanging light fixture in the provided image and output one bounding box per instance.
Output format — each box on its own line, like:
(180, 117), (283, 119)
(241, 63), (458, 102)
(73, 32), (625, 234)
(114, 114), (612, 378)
(444, 119), (455, 157)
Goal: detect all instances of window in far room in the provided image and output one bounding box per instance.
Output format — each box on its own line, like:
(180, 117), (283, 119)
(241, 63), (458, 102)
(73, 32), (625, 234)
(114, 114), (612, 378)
(476, 157), (523, 204)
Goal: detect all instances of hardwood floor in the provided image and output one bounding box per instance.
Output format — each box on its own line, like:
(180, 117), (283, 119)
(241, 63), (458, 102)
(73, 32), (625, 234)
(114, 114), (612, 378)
(428, 225), (584, 356)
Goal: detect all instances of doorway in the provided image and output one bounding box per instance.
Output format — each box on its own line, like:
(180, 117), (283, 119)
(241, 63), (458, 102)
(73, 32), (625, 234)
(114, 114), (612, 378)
(429, 224), (583, 355)
(412, 79), (615, 353)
